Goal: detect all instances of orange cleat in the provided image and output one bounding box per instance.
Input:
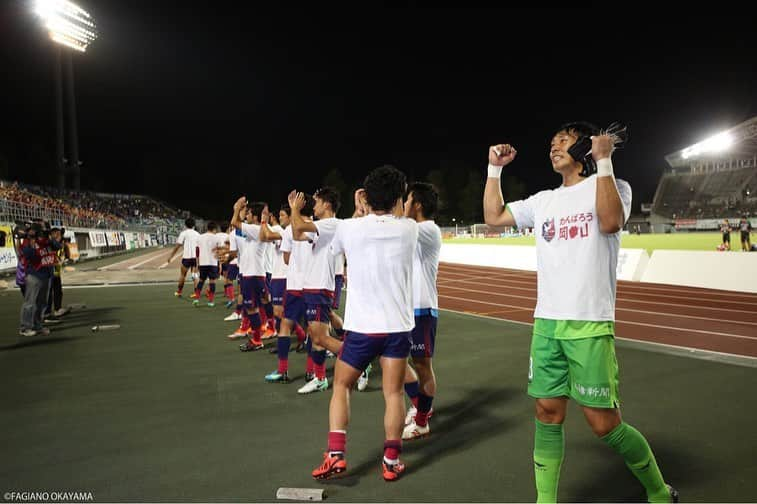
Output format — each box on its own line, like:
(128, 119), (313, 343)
(312, 452), (347, 480)
(382, 460), (406, 482)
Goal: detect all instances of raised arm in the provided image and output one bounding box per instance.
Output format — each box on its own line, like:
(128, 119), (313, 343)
(483, 144), (518, 228)
(230, 196), (247, 230)
(259, 207), (282, 242)
(592, 135), (625, 234)
(288, 190), (317, 239)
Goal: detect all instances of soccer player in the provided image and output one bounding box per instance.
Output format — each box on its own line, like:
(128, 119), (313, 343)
(401, 182), (441, 440)
(216, 224), (233, 301)
(265, 194), (317, 383)
(739, 216), (753, 251)
(230, 199), (270, 352)
(193, 222), (225, 307)
(166, 218), (200, 297)
(720, 219), (731, 251)
(287, 187), (344, 394)
(311, 165), (417, 483)
(483, 122), (677, 503)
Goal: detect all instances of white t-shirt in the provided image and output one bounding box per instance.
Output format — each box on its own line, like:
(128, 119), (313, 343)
(413, 220), (441, 311)
(176, 228), (200, 259)
(229, 231), (241, 265)
(238, 223), (266, 276)
(334, 252), (345, 276)
(264, 241), (274, 274)
(280, 225), (314, 291)
(303, 217), (341, 291)
(508, 174), (632, 321)
(269, 224), (288, 279)
(197, 232), (225, 266)
(330, 214), (418, 333)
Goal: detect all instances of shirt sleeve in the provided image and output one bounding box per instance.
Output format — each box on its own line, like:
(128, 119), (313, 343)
(312, 219), (339, 248)
(329, 221), (345, 256)
(229, 235), (238, 252)
(240, 223), (261, 242)
(507, 192), (541, 229)
(616, 179), (633, 223)
(176, 231), (185, 245)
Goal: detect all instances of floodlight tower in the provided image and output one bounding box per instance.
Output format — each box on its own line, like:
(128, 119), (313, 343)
(34, 0), (97, 191)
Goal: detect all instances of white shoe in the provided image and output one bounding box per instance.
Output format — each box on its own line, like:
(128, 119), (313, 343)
(357, 363), (371, 391)
(298, 377), (329, 394)
(54, 307), (70, 317)
(402, 420), (430, 440)
(19, 329), (37, 337)
(405, 405), (434, 425)
(224, 312), (242, 321)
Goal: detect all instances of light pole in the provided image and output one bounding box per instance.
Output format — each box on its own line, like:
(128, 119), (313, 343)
(452, 218), (458, 236)
(34, 0), (97, 191)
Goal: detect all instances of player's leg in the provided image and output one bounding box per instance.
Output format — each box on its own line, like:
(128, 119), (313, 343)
(265, 292), (302, 380)
(403, 313), (437, 437)
(177, 262), (189, 296)
(379, 331), (412, 481)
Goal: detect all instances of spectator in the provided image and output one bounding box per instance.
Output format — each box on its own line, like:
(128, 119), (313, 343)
(19, 222), (61, 337)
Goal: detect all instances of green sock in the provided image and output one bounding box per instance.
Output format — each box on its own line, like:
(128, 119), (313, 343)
(534, 419), (564, 503)
(602, 422), (670, 503)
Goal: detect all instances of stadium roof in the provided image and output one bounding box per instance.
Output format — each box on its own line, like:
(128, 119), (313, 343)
(665, 115), (757, 168)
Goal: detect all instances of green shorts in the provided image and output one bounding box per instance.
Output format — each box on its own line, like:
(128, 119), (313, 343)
(527, 331), (621, 409)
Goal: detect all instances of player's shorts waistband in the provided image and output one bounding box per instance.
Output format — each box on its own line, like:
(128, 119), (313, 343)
(414, 308), (439, 318)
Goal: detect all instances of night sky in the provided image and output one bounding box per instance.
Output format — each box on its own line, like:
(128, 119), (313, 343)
(2, 3), (756, 222)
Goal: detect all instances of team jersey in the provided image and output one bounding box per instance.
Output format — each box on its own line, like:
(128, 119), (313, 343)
(330, 214), (418, 333)
(280, 224), (314, 292)
(508, 174), (632, 322)
(196, 232), (225, 266)
(229, 231), (242, 265)
(303, 217), (341, 291)
(335, 252), (345, 276)
(238, 223), (267, 276)
(176, 228), (200, 259)
(740, 221), (753, 233)
(264, 241), (274, 274)
(413, 220), (442, 311)
(269, 224), (288, 279)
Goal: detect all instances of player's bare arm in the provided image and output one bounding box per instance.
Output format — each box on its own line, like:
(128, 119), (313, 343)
(593, 134), (625, 234)
(288, 190), (316, 240)
(259, 207), (282, 242)
(230, 196), (246, 229)
(483, 144), (518, 228)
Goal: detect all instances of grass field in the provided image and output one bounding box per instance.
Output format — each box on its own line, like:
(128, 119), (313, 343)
(2, 274), (757, 501)
(444, 232), (749, 255)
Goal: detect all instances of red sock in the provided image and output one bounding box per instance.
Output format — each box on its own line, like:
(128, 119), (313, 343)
(278, 358), (288, 374)
(240, 316), (250, 332)
(259, 307), (267, 325)
(383, 440), (402, 461)
(306, 355), (314, 374)
(411, 397), (419, 408)
(250, 328), (262, 345)
(294, 324), (306, 342)
(315, 362), (326, 380)
(328, 431), (346, 454)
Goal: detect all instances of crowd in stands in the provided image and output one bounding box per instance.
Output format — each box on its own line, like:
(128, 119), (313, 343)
(0, 180), (197, 229)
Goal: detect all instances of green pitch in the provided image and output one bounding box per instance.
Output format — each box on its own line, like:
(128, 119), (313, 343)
(1, 278), (756, 501)
(445, 232), (733, 255)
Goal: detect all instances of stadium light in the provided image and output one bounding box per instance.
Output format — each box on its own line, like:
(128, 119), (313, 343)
(34, 0), (97, 52)
(681, 131), (734, 159)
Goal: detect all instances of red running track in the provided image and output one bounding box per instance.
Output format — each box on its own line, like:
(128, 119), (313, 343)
(438, 263), (757, 358)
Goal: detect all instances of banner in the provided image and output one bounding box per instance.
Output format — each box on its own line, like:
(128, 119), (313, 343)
(67, 242), (80, 262)
(88, 231), (107, 247)
(0, 248), (17, 270)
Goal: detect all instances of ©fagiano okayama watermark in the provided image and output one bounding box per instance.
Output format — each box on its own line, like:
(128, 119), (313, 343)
(3, 491), (94, 502)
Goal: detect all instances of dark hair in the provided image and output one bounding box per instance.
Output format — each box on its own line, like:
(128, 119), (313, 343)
(553, 121), (600, 140)
(553, 121), (600, 176)
(248, 202), (268, 223)
(206, 221), (218, 232)
(314, 186), (341, 214)
(407, 182), (439, 219)
(185, 218), (195, 229)
(280, 204), (292, 217)
(300, 194), (315, 217)
(363, 165), (407, 212)
(220, 223), (229, 233)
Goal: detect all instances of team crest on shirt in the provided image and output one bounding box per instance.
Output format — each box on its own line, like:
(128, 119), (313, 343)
(541, 218), (555, 242)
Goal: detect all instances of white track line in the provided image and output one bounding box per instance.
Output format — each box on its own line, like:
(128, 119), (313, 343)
(438, 293), (757, 342)
(128, 250), (170, 270)
(158, 253), (181, 269)
(98, 249), (164, 271)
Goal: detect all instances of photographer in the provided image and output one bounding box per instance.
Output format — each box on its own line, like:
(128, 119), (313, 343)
(19, 222), (61, 337)
(45, 227), (70, 319)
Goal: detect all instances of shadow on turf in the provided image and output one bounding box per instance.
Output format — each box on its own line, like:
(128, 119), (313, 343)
(323, 386), (519, 488)
(566, 438), (696, 502)
(0, 306), (122, 351)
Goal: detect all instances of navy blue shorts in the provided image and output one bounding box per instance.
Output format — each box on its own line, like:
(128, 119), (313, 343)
(284, 291), (306, 324)
(332, 275), (344, 309)
(181, 258), (197, 269)
(339, 331), (411, 372)
(227, 264), (239, 281)
(266, 272), (272, 291)
(198, 265), (218, 280)
(304, 291), (333, 323)
(240, 275), (268, 309)
(411, 310), (438, 358)
(270, 279), (286, 306)
(221, 263), (229, 274)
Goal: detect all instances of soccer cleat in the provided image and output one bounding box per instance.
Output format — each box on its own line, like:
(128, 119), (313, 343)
(239, 340), (265, 352)
(224, 312), (242, 321)
(265, 370), (290, 383)
(402, 420), (430, 440)
(312, 452), (347, 480)
(357, 363), (372, 391)
(189, 292), (200, 299)
(227, 328), (248, 340)
(192, 299), (200, 307)
(298, 377), (329, 394)
(382, 460), (406, 482)
(19, 329), (37, 337)
(404, 406), (434, 425)
(207, 302), (215, 307)
(174, 291), (182, 297)
(262, 326), (277, 339)
(304, 372), (315, 382)
(54, 307), (70, 317)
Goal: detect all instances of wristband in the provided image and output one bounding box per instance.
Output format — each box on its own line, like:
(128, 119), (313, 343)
(596, 158), (613, 177)
(487, 164), (503, 178)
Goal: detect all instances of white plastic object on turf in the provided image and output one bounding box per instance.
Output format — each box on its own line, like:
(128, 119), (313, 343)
(91, 324), (120, 332)
(276, 487), (326, 501)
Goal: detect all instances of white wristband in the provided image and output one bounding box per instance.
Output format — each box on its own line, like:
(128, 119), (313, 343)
(596, 158), (614, 177)
(487, 164), (503, 178)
